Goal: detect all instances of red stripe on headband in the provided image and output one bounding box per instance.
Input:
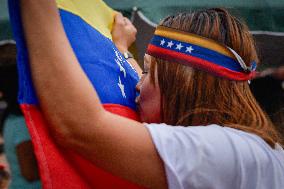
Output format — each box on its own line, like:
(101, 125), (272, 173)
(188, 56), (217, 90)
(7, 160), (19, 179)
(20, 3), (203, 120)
(147, 44), (256, 81)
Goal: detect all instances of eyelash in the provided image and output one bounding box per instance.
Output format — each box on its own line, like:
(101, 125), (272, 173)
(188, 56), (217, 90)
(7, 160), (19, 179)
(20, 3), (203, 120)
(142, 71), (148, 74)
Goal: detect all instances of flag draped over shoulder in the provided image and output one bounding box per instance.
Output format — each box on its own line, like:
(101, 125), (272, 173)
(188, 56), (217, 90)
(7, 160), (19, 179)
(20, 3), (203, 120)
(8, 0), (141, 188)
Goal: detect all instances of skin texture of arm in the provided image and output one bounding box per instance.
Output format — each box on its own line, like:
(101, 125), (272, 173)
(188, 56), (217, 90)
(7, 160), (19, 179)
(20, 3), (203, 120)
(20, 0), (166, 188)
(16, 141), (40, 181)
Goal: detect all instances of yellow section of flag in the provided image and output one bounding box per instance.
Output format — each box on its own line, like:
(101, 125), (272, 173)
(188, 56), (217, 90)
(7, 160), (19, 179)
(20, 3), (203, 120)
(56, 0), (115, 39)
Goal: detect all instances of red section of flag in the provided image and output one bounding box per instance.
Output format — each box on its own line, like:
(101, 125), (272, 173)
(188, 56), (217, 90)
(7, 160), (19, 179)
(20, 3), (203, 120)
(103, 104), (140, 121)
(21, 104), (142, 189)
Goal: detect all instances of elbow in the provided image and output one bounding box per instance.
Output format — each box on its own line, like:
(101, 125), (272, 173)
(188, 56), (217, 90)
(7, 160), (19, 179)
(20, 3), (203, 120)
(51, 124), (94, 152)
(50, 122), (76, 149)
(46, 108), (106, 150)
(46, 115), (77, 149)
(48, 118), (90, 151)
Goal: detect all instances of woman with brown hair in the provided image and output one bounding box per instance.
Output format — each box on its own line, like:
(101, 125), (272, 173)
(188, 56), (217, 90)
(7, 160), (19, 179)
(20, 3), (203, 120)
(20, 0), (284, 188)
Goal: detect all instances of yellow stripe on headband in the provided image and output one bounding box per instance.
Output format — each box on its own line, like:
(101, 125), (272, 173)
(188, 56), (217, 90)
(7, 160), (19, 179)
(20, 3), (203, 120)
(155, 26), (235, 59)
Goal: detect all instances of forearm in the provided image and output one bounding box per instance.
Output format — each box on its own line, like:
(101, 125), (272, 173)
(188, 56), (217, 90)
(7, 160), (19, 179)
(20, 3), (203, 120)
(111, 13), (142, 76)
(116, 46), (142, 77)
(20, 0), (104, 139)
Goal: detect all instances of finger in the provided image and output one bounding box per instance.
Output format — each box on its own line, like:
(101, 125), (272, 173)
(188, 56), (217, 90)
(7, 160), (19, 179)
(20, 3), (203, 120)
(123, 17), (128, 25)
(114, 13), (124, 25)
(115, 12), (123, 19)
(124, 18), (137, 33)
(124, 17), (132, 25)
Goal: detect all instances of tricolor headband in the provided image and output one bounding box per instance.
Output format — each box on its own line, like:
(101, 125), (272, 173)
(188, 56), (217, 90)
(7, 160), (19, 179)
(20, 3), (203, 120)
(146, 26), (257, 81)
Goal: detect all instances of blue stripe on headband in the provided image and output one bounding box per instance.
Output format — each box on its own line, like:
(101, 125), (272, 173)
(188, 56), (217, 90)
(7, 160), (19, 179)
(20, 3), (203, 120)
(150, 35), (244, 72)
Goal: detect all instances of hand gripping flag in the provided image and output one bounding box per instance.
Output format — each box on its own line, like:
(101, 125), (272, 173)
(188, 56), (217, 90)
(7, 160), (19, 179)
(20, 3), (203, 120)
(8, 0), (142, 188)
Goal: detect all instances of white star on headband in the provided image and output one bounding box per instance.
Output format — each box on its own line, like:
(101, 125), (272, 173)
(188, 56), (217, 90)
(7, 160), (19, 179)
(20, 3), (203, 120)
(186, 46), (194, 53)
(176, 43), (183, 50)
(160, 39), (166, 46)
(167, 41), (174, 48)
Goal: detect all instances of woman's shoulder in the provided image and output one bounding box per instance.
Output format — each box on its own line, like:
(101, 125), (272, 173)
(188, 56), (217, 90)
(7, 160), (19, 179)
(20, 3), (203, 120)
(146, 123), (273, 146)
(145, 123), (284, 166)
(145, 123), (284, 189)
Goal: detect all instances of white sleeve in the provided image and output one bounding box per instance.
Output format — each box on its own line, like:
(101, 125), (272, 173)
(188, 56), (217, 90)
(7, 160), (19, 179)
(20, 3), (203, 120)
(145, 123), (206, 189)
(145, 124), (238, 189)
(146, 124), (284, 189)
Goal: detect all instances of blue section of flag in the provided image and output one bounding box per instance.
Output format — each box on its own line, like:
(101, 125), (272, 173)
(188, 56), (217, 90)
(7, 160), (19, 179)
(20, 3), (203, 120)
(8, 2), (139, 111)
(150, 35), (243, 72)
(60, 10), (139, 110)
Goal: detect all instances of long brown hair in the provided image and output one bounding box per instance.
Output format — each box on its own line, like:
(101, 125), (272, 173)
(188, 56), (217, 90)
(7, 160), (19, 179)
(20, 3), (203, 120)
(150, 8), (282, 147)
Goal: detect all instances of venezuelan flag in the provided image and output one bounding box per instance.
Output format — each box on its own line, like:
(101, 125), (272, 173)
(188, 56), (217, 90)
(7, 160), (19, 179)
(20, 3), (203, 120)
(9, 0), (141, 188)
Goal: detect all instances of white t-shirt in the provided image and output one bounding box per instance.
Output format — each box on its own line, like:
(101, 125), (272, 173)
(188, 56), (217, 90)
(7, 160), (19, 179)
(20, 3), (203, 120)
(145, 124), (284, 189)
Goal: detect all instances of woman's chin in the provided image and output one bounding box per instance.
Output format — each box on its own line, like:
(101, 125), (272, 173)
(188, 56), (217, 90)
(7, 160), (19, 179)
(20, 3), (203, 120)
(138, 112), (149, 123)
(139, 114), (161, 124)
(139, 114), (147, 123)
(137, 106), (161, 123)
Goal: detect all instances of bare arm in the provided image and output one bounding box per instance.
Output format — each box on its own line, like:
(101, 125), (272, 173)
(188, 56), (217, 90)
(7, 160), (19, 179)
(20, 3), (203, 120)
(112, 13), (142, 77)
(20, 0), (166, 188)
(16, 141), (40, 181)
